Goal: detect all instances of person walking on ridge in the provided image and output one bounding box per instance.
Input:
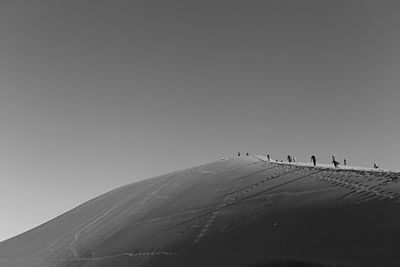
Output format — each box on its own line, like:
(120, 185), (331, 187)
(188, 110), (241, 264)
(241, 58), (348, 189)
(311, 155), (317, 166)
(332, 154), (339, 168)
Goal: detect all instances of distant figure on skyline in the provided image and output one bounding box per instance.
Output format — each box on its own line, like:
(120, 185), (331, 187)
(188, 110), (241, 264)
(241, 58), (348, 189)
(374, 162), (379, 169)
(267, 154), (270, 161)
(333, 161), (339, 168)
(287, 155), (292, 163)
(246, 153), (249, 156)
(293, 156), (296, 162)
(344, 159), (347, 166)
(332, 154), (339, 168)
(238, 152), (241, 157)
(311, 155), (317, 166)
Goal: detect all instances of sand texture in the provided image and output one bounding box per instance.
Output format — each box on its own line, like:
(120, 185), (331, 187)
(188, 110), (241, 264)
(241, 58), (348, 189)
(1, 156), (400, 267)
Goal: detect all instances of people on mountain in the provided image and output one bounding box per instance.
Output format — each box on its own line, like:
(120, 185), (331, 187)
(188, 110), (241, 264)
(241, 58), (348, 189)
(332, 155), (339, 168)
(293, 156), (296, 162)
(267, 154), (271, 161)
(374, 162), (379, 169)
(238, 152), (241, 157)
(287, 155), (292, 163)
(334, 161), (339, 168)
(311, 155), (317, 166)
(344, 159), (347, 166)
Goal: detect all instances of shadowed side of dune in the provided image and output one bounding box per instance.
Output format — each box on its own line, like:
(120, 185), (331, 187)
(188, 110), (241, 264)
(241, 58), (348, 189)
(250, 261), (358, 267)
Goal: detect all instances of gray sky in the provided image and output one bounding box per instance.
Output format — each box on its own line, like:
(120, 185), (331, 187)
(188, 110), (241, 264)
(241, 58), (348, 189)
(1, 0), (400, 241)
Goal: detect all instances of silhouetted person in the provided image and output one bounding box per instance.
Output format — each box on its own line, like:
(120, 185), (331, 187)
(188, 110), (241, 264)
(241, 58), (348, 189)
(267, 154), (270, 161)
(287, 155), (292, 163)
(292, 156), (296, 162)
(333, 161), (339, 168)
(246, 152), (249, 156)
(344, 159), (347, 166)
(331, 155), (339, 168)
(311, 155), (317, 166)
(238, 152), (241, 157)
(374, 162), (379, 169)
(332, 155), (341, 168)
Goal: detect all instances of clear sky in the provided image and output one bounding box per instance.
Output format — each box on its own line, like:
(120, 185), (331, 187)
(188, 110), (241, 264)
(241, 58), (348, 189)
(1, 0), (400, 242)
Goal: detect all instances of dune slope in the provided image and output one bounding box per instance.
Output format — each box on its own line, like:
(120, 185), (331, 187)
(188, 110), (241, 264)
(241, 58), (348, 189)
(1, 156), (400, 267)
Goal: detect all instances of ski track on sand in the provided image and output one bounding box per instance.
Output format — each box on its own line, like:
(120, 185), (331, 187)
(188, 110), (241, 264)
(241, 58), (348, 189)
(60, 250), (181, 263)
(178, 165), (303, 237)
(194, 197), (228, 243)
(68, 178), (169, 259)
(193, 165), (285, 243)
(69, 177), (177, 260)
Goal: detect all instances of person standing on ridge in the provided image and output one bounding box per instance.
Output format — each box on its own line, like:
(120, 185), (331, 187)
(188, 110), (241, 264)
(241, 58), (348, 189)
(374, 162), (379, 169)
(287, 155), (292, 163)
(344, 159), (347, 166)
(311, 155), (317, 166)
(238, 152), (241, 157)
(267, 154), (271, 161)
(332, 154), (339, 168)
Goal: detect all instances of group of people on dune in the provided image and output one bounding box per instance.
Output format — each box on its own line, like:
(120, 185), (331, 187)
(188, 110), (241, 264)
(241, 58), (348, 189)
(238, 152), (380, 169)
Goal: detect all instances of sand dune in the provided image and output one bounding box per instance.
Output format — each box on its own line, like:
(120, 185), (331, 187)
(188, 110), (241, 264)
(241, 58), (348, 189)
(1, 156), (400, 267)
